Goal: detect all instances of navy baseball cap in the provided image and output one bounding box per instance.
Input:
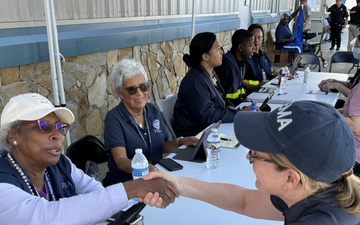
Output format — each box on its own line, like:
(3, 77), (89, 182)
(234, 101), (356, 183)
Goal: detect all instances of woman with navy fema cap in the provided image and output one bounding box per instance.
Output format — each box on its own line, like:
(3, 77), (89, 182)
(145, 100), (360, 224)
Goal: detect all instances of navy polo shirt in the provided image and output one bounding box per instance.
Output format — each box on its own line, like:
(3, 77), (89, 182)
(103, 102), (168, 185)
(275, 23), (293, 49)
(271, 188), (360, 224)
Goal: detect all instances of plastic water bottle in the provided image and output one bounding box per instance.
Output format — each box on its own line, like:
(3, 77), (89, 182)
(251, 105), (257, 112)
(206, 128), (221, 169)
(303, 66), (310, 84)
(131, 149), (149, 203)
(261, 69), (267, 82)
(131, 149), (149, 180)
(279, 68), (288, 95)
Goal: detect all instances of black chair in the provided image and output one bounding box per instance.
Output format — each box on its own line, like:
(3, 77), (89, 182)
(66, 135), (108, 180)
(329, 51), (360, 74)
(294, 52), (321, 72)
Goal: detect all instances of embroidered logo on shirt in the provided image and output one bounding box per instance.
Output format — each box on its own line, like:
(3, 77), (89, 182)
(153, 119), (162, 133)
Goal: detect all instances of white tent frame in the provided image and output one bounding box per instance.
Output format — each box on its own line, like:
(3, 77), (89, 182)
(44, 0), (71, 147)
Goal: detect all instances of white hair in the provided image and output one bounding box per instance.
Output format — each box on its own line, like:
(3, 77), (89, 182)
(111, 59), (148, 93)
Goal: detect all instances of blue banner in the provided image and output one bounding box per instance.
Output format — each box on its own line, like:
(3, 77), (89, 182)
(284, 6), (304, 54)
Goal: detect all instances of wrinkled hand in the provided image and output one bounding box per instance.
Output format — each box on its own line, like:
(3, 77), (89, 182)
(320, 82), (337, 92)
(143, 171), (181, 195)
(181, 136), (198, 146)
(318, 79), (331, 90)
(123, 177), (179, 208)
(241, 104), (258, 111)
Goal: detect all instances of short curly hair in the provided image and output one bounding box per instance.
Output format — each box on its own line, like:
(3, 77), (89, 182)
(111, 59), (148, 93)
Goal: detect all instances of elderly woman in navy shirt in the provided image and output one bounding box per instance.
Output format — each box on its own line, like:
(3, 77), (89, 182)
(103, 59), (197, 186)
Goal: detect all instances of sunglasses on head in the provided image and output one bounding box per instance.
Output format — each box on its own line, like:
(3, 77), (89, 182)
(124, 82), (150, 95)
(21, 120), (70, 136)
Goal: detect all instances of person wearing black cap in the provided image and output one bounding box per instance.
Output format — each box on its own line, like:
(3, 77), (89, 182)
(324, 0), (349, 51)
(348, 0), (360, 51)
(145, 101), (360, 224)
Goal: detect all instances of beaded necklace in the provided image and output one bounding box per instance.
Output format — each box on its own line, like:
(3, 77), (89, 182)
(7, 153), (55, 200)
(7, 153), (36, 195)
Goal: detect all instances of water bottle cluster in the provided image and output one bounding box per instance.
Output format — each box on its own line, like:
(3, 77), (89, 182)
(278, 66), (289, 95)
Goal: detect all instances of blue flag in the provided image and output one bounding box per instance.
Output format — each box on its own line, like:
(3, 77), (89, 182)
(283, 6), (304, 54)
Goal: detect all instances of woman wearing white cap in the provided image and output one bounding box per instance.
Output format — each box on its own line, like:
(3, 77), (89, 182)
(0, 93), (178, 224)
(144, 101), (360, 224)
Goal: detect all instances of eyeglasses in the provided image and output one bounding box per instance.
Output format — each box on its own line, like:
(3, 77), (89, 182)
(247, 150), (276, 165)
(124, 82), (150, 95)
(21, 120), (70, 136)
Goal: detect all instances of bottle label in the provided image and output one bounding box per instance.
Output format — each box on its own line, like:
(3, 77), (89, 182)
(207, 140), (220, 149)
(132, 167), (149, 179)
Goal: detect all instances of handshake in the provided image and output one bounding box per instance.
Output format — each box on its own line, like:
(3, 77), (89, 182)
(122, 171), (180, 208)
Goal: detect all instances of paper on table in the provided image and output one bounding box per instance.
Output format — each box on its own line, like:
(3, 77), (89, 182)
(195, 132), (240, 148)
(219, 133), (239, 149)
(194, 132), (239, 149)
(259, 87), (276, 93)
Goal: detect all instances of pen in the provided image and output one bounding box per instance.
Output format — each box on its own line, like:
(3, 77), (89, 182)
(220, 137), (231, 141)
(250, 99), (256, 106)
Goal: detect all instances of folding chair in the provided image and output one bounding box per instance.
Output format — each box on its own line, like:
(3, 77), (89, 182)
(329, 51), (360, 74)
(155, 94), (177, 139)
(295, 52), (321, 72)
(66, 135), (108, 181)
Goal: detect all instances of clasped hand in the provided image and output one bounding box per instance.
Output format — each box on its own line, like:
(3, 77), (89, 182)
(124, 177), (179, 208)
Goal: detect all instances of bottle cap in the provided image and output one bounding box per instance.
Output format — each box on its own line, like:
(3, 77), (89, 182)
(135, 148), (142, 154)
(251, 105), (257, 111)
(211, 128), (218, 133)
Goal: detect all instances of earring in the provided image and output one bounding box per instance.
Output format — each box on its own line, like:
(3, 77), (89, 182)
(13, 140), (17, 145)
(284, 186), (287, 191)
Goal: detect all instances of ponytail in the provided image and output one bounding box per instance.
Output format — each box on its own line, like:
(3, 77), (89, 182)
(335, 171), (360, 214)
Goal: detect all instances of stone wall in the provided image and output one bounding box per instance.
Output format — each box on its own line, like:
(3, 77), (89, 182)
(0, 30), (233, 145)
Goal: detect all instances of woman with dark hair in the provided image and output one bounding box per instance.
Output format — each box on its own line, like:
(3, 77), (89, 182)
(173, 32), (252, 137)
(244, 24), (278, 94)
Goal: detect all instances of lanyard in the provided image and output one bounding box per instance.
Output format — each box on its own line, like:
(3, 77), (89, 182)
(129, 114), (152, 158)
(44, 170), (56, 201)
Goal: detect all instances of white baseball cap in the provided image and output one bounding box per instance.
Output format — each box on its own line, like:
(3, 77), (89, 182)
(1, 93), (75, 126)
